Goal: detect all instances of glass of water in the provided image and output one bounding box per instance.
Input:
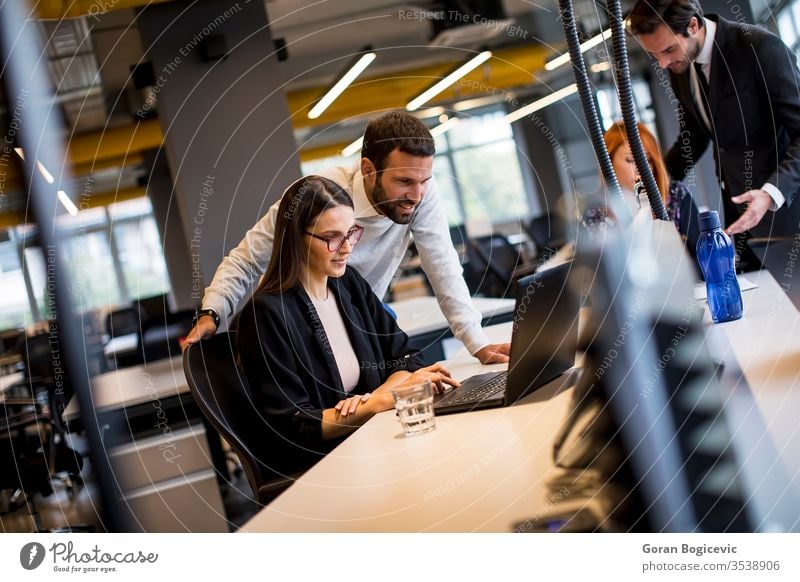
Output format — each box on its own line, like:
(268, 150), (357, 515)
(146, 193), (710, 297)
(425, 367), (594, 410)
(392, 380), (436, 436)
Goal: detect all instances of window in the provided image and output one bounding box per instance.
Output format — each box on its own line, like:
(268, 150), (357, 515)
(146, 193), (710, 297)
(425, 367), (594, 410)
(109, 198), (170, 301)
(774, 0), (800, 61)
(0, 239), (34, 330)
(436, 109), (532, 227)
(0, 197), (171, 331)
(596, 79), (657, 135)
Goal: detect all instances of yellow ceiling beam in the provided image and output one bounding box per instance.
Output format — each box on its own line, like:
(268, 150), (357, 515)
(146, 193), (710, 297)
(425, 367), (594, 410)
(287, 44), (549, 129)
(72, 153), (144, 177)
(298, 142), (350, 162)
(34, 0), (173, 20)
(66, 119), (162, 166)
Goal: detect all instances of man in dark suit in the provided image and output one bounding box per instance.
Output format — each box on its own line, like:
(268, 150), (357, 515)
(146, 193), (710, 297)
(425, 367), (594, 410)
(629, 0), (800, 247)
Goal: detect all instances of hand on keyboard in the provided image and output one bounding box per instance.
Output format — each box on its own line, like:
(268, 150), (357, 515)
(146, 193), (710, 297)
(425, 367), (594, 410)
(397, 363), (461, 394)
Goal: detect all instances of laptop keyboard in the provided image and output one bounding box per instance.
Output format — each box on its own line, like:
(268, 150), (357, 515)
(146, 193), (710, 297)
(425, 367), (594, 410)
(441, 371), (507, 405)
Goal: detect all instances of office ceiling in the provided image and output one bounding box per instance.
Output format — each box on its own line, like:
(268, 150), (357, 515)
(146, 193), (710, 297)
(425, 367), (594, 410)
(1, 0), (617, 226)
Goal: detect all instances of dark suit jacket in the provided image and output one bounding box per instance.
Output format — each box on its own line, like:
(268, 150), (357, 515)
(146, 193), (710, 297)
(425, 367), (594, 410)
(237, 266), (423, 477)
(665, 15), (800, 238)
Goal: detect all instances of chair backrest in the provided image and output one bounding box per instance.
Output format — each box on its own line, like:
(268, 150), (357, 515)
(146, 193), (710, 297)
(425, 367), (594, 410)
(105, 307), (141, 339)
(134, 293), (170, 322)
(468, 234), (520, 297)
(527, 213), (568, 253)
(183, 332), (290, 504)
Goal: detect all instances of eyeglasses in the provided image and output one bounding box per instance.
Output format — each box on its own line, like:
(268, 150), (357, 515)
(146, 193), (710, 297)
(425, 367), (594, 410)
(304, 224), (365, 252)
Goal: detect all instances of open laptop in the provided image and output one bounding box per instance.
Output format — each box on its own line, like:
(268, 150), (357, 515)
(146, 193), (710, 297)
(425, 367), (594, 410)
(434, 260), (580, 415)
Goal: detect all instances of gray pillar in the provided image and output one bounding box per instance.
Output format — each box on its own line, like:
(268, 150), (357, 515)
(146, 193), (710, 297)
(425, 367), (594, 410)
(143, 149), (196, 310)
(139, 0), (301, 304)
(515, 105), (566, 215)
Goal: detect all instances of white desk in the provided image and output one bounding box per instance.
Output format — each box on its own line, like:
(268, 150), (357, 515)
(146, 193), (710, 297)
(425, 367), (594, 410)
(703, 270), (800, 502)
(63, 356), (188, 422)
(240, 324), (581, 532)
(102, 333), (139, 358)
(388, 296), (515, 362)
(389, 296), (515, 338)
(241, 270), (800, 532)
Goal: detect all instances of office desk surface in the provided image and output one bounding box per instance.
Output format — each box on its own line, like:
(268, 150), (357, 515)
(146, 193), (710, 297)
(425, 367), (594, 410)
(389, 296), (515, 337)
(241, 269), (800, 532)
(62, 356), (186, 423)
(704, 269), (800, 498)
(240, 323), (580, 533)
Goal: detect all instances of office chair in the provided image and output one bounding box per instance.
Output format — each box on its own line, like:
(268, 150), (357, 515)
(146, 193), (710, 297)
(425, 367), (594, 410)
(183, 332), (299, 506)
(19, 330), (84, 495)
(526, 213), (568, 261)
(104, 307), (144, 368)
(467, 234), (538, 298)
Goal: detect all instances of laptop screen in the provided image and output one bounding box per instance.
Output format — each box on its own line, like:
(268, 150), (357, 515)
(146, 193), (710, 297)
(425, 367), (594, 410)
(506, 261), (580, 402)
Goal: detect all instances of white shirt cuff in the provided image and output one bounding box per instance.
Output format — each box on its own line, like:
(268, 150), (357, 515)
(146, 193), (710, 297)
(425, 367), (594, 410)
(761, 183), (785, 211)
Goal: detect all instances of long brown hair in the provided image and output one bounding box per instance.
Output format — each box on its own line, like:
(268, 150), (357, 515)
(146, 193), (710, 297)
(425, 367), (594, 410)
(603, 121), (670, 203)
(257, 175), (353, 295)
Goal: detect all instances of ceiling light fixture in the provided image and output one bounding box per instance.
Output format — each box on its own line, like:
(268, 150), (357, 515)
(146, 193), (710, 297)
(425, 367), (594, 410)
(341, 136), (364, 157)
(57, 190), (78, 216)
(406, 50), (492, 112)
(505, 84), (579, 124)
(430, 115), (459, 138)
(545, 27), (613, 71)
(308, 50), (377, 120)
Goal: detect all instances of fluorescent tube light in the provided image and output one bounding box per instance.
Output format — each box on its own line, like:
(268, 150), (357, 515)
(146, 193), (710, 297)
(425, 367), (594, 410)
(406, 50), (492, 112)
(57, 190), (78, 216)
(505, 84), (578, 123)
(545, 28), (613, 71)
(308, 52), (377, 119)
(341, 137), (364, 157)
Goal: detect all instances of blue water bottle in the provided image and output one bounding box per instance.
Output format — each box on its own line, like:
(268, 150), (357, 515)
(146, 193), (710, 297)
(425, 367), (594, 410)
(696, 211), (743, 323)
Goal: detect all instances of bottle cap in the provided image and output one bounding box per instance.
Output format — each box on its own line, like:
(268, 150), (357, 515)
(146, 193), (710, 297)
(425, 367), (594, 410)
(698, 210), (721, 231)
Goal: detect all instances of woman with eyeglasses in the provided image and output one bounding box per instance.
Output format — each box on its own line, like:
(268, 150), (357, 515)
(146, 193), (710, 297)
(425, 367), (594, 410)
(237, 175), (458, 477)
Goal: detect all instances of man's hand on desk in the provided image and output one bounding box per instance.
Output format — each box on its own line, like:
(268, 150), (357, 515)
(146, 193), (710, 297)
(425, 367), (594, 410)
(474, 343), (511, 364)
(184, 316), (218, 347)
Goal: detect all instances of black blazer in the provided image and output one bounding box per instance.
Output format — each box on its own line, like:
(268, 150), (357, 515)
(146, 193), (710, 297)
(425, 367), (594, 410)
(237, 267), (423, 476)
(665, 15), (800, 237)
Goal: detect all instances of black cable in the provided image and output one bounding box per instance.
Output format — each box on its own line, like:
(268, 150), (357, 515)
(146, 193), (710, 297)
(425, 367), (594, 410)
(558, 0), (631, 222)
(607, 0), (670, 220)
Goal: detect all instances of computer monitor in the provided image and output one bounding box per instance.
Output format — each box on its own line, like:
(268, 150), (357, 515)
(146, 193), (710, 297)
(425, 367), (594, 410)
(531, 219), (800, 532)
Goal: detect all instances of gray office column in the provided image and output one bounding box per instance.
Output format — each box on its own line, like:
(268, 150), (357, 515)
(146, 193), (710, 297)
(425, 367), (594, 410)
(515, 106), (566, 215)
(139, 0), (301, 309)
(142, 149), (196, 310)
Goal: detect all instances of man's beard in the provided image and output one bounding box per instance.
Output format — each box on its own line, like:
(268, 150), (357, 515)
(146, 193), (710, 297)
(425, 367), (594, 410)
(371, 175), (417, 225)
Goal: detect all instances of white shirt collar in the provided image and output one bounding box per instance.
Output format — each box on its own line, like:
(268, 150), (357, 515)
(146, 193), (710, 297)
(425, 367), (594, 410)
(349, 165), (380, 219)
(695, 17), (716, 67)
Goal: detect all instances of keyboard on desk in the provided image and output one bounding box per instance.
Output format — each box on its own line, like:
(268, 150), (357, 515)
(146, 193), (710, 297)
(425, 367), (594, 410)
(434, 370), (507, 414)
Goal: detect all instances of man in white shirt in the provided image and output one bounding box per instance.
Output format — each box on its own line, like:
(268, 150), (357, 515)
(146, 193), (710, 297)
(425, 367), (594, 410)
(630, 0), (800, 242)
(186, 111), (510, 364)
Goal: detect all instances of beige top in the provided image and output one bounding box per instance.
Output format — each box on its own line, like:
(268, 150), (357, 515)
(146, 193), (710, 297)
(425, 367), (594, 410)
(309, 291), (361, 393)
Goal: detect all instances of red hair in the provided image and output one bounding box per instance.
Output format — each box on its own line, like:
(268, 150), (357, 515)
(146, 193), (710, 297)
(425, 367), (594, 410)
(603, 121), (670, 203)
